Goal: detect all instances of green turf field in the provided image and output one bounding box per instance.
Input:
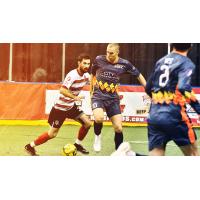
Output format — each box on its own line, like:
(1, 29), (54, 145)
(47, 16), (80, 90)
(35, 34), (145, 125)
(0, 125), (200, 156)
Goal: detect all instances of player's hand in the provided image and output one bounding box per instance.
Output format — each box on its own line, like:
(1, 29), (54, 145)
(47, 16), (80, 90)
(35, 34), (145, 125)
(78, 95), (85, 100)
(74, 95), (85, 101)
(196, 115), (200, 124)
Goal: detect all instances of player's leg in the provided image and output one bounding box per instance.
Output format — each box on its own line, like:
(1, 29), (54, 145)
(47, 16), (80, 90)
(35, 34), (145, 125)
(111, 142), (136, 156)
(93, 108), (104, 152)
(173, 122), (199, 156)
(74, 113), (92, 154)
(111, 142), (148, 156)
(93, 108), (104, 126)
(67, 105), (91, 154)
(25, 128), (60, 156)
(148, 124), (167, 156)
(149, 148), (165, 156)
(110, 114), (123, 150)
(25, 107), (65, 156)
(34, 126), (59, 146)
(106, 99), (123, 150)
(92, 100), (104, 152)
(179, 142), (199, 156)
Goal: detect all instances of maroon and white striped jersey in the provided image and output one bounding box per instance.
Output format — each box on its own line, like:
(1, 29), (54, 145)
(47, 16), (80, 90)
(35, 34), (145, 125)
(54, 69), (90, 111)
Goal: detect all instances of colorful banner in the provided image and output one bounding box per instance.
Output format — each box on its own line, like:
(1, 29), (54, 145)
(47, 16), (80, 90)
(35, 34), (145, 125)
(0, 82), (60, 120)
(1, 82), (200, 126)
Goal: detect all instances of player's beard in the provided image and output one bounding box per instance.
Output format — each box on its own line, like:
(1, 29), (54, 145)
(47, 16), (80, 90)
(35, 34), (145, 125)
(80, 67), (88, 74)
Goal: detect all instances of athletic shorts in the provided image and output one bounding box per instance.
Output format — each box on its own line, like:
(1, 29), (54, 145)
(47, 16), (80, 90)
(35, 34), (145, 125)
(148, 122), (197, 151)
(48, 105), (83, 128)
(91, 98), (121, 118)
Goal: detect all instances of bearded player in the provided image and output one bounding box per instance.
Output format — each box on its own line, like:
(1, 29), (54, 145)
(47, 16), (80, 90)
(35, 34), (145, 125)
(25, 54), (92, 155)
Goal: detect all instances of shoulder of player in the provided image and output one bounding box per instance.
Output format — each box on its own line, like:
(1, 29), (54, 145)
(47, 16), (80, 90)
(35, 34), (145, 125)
(66, 68), (77, 76)
(156, 54), (168, 65)
(118, 57), (133, 66)
(64, 69), (78, 80)
(68, 69), (90, 80)
(183, 58), (195, 70)
(95, 55), (106, 61)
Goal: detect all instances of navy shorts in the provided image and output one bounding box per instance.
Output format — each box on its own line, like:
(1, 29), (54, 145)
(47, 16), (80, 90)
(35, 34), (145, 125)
(48, 105), (83, 128)
(148, 122), (197, 151)
(91, 98), (121, 118)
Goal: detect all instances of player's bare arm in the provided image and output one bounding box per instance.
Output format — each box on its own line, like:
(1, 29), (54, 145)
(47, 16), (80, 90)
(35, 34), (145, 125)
(90, 74), (94, 95)
(137, 73), (146, 87)
(90, 74), (97, 96)
(60, 87), (84, 101)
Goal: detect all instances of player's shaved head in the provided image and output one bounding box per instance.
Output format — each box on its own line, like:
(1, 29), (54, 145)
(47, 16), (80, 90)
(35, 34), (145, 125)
(107, 43), (120, 52)
(106, 43), (120, 63)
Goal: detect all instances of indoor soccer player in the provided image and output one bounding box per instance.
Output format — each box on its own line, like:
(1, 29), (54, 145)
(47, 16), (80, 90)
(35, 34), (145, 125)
(145, 43), (200, 156)
(25, 54), (92, 155)
(90, 43), (146, 152)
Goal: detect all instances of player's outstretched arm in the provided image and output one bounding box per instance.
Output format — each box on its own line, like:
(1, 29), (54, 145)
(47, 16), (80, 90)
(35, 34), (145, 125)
(90, 74), (94, 95)
(90, 74), (96, 96)
(178, 65), (200, 114)
(137, 73), (146, 87)
(60, 87), (84, 101)
(189, 94), (200, 115)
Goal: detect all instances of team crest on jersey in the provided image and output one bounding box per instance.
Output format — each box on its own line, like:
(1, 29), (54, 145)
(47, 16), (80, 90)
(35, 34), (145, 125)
(55, 120), (59, 126)
(164, 58), (174, 65)
(114, 64), (124, 69)
(92, 103), (98, 109)
(187, 70), (192, 77)
(67, 76), (71, 81)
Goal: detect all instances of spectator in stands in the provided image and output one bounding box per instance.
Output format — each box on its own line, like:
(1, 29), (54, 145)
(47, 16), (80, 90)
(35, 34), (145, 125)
(31, 68), (47, 82)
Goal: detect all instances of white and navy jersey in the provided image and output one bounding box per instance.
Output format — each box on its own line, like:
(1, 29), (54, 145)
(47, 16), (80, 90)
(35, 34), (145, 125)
(54, 69), (90, 111)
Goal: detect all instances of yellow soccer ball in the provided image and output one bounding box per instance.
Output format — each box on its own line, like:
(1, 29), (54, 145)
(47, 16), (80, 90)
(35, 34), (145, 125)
(63, 144), (77, 156)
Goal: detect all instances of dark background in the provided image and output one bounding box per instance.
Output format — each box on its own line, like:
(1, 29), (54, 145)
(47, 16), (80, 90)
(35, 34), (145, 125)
(0, 43), (199, 86)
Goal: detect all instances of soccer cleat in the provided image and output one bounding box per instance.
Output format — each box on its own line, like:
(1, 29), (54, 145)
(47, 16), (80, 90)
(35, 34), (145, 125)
(74, 143), (89, 154)
(93, 135), (101, 152)
(111, 142), (136, 156)
(25, 144), (38, 156)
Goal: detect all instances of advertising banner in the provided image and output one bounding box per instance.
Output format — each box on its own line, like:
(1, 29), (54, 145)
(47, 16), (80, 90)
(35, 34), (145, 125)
(45, 85), (200, 126)
(1, 82), (200, 126)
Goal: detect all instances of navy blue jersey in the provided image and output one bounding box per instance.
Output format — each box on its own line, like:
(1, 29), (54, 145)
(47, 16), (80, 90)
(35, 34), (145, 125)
(146, 53), (195, 95)
(91, 55), (140, 100)
(146, 52), (200, 125)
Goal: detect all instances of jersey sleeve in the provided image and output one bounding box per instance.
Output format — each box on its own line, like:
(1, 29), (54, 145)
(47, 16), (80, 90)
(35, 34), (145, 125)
(85, 73), (91, 84)
(190, 98), (200, 114)
(178, 63), (200, 114)
(126, 61), (140, 77)
(177, 63), (194, 94)
(62, 71), (74, 89)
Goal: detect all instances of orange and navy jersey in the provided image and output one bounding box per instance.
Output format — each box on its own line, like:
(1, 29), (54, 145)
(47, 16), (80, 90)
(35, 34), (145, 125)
(91, 55), (140, 100)
(146, 52), (200, 125)
(54, 69), (90, 111)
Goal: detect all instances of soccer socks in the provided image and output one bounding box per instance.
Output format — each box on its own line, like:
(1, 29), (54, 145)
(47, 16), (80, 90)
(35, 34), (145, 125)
(94, 121), (103, 136)
(114, 132), (123, 150)
(77, 126), (90, 141)
(32, 132), (51, 147)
